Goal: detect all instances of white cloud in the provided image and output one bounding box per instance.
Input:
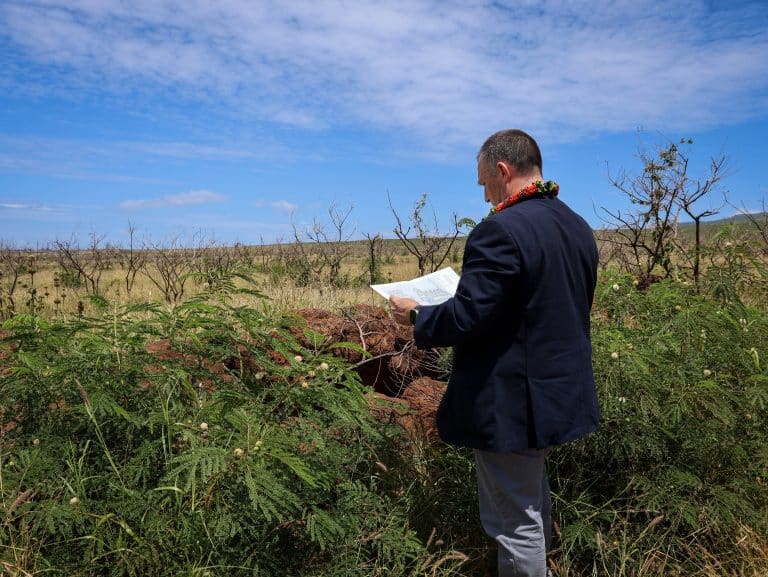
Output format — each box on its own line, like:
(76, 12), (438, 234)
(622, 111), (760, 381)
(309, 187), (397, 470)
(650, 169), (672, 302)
(270, 200), (299, 214)
(1, 0), (767, 152)
(123, 141), (263, 160)
(0, 132), (289, 183)
(0, 203), (82, 235)
(120, 190), (226, 210)
(0, 202), (63, 212)
(0, 135), (181, 183)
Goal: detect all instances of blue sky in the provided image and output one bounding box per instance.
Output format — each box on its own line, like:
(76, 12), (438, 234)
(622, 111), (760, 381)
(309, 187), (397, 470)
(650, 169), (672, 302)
(1, 0), (767, 247)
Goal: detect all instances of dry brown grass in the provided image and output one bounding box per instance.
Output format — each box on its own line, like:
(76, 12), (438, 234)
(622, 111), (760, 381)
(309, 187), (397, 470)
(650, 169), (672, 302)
(0, 247), (437, 320)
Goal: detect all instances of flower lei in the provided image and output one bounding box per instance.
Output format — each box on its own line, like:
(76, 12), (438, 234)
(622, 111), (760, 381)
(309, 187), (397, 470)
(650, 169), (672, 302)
(488, 180), (559, 216)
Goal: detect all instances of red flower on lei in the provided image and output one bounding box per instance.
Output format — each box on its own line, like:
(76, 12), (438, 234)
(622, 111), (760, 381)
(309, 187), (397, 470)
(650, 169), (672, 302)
(489, 180), (559, 216)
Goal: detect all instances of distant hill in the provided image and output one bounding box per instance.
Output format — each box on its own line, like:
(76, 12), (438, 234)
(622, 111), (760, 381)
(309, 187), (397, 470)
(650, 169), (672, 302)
(678, 211), (767, 232)
(595, 212), (767, 243)
(701, 212), (767, 226)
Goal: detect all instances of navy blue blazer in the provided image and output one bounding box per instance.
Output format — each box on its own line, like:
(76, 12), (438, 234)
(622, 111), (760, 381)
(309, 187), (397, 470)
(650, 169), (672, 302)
(413, 195), (600, 452)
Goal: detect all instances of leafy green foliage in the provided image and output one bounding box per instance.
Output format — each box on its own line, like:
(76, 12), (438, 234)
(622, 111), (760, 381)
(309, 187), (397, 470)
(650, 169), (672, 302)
(550, 274), (768, 575)
(0, 281), (461, 576)
(2, 265), (767, 576)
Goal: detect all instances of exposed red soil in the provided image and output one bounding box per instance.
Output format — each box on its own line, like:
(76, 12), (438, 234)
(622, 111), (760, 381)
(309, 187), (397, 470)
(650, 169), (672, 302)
(369, 376), (446, 441)
(292, 304), (445, 396)
(0, 330), (19, 437)
(0, 329), (15, 378)
(291, 305), (446, 442)
(144, 338), (235, 390)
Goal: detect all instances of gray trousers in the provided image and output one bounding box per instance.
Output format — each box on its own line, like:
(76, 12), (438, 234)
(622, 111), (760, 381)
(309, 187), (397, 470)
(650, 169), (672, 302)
(474, 448), (552, 577)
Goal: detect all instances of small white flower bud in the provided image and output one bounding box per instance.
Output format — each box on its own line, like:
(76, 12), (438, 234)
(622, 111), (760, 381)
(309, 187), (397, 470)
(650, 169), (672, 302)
(69, 496), (80, 506)
(33, 438), (40, 446)
(703, 369), (712, 377)
(199, 422), (209, 431)
(233, 448), (244, 458)
(612, 284), (620, 292)
(294, 355), (303, 363)
(610, 352), (620, 360)
(319, 362), (330, 371)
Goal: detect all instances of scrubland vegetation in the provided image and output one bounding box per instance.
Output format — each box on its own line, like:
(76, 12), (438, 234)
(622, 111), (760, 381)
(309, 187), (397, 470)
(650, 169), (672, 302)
(1, 141), (767, 575)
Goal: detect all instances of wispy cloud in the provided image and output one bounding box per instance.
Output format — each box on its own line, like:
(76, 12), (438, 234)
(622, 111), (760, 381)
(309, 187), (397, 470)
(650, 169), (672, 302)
(270, 200), (299, 214)
(0, 135), (178, 183)
(0, 202), (64, 213)
(253, 199), (300, 214)
(1, 1), (767, 154)
(121, 140), (283, 161)
(120, 190), (227, 210)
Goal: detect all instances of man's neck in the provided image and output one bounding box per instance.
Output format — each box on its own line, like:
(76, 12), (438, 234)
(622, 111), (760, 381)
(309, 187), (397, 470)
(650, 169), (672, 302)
(507, 173), (543, 197)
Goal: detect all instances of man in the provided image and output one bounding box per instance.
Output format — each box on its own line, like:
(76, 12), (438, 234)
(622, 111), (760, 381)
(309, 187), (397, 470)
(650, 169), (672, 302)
(390, 129), (600, 577)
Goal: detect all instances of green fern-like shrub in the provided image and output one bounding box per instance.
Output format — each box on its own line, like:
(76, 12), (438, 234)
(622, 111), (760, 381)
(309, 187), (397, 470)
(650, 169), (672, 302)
(0, 284), (463, 576)
(2, 271), (766, 576)
(549, 274), (768, 575)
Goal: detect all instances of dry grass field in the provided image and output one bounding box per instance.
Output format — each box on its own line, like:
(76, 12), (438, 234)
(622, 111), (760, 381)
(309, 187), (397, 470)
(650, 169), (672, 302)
(0, 237), (466, 320)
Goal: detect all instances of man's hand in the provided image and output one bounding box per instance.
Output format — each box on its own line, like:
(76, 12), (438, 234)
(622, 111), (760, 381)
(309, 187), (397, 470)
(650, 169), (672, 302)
(389, 295), (419, 326)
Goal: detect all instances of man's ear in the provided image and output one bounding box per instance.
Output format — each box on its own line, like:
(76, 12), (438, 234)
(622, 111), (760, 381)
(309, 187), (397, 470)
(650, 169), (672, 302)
(496, 161), (517, 182)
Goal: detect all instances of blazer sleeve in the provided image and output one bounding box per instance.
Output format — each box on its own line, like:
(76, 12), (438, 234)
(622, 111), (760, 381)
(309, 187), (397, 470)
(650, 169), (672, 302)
(413, 218), (521, 348)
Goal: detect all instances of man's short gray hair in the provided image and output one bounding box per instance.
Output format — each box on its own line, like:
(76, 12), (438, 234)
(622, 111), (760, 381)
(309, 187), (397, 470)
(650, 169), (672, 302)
(478, 129), (542, 177)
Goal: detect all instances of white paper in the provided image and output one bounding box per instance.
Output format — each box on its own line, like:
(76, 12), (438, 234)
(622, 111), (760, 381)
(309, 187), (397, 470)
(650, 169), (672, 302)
(371, 267), (460, 305)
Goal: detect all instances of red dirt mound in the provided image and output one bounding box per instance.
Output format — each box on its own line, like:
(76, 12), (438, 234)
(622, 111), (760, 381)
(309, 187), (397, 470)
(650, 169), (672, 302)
(292, 304), (445, 396)
(369, 376), (446, 441)
(291, 306), (448, 443)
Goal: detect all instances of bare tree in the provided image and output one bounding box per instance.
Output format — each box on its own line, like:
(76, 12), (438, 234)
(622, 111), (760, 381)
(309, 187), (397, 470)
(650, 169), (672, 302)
(282, 234), (325, 287)
(674, 155), (728, 287)
(143, 237), (192, 304)
(600, 138), (726, 286)
(188, 232), (241, 290)
(254, 235), (275, 273)
(732, 201), (768, 303)
(294, 203), (356, 287)
(54, 233), (117, 295)
(363, 232), (384, 285)
(389, 193), (464, 277)
(593, 234), (627, 272)
(738, 200), (768, 251)
(232, 242), (255, 268)
(115, 222), (147, 297)
(0, 243), (31, 318)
